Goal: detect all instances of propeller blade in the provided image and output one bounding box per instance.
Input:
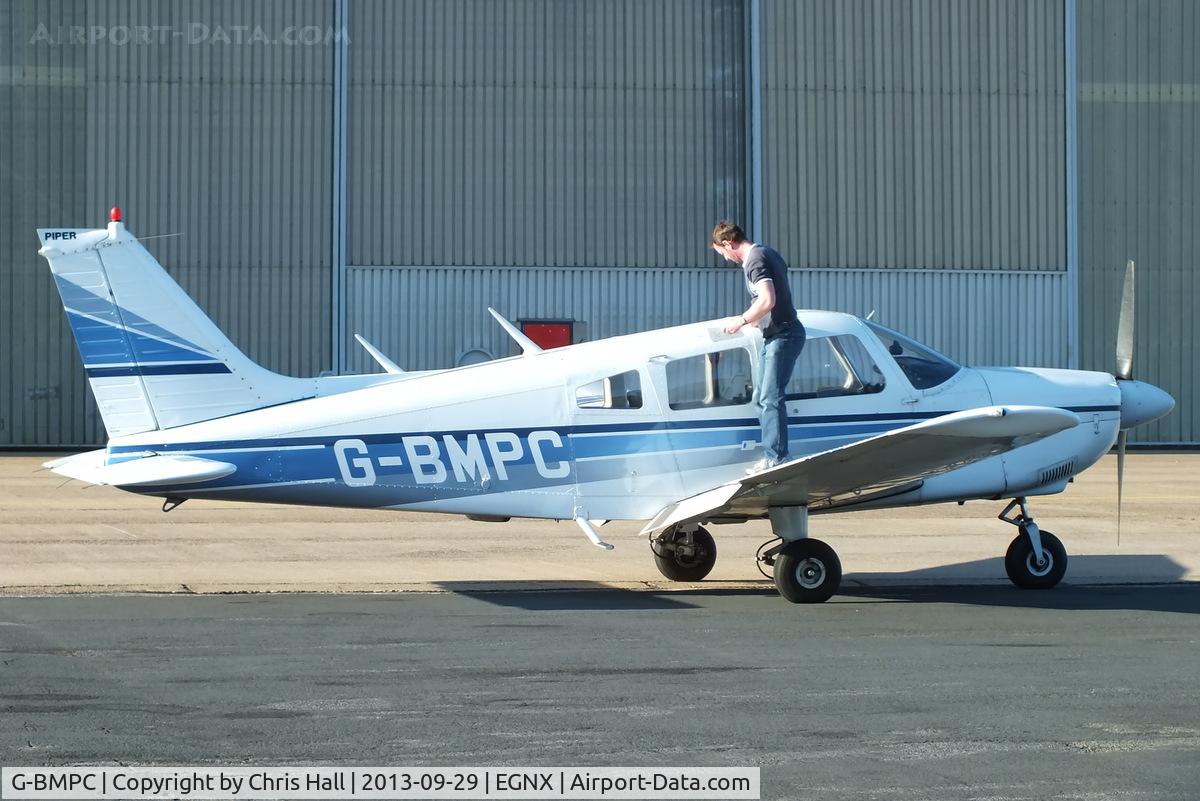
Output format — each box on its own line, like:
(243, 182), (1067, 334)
(1115, 260), (1135, 380)
(1116, 430), (1127, 547)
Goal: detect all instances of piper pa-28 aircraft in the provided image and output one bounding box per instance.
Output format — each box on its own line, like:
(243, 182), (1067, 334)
(38, 210), (1175, 603)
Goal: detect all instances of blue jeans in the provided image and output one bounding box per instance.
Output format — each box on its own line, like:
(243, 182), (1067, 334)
(755, 327), (806, 462)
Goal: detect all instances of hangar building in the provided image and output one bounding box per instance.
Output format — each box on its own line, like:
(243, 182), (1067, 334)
(1, 0), (1195, 446)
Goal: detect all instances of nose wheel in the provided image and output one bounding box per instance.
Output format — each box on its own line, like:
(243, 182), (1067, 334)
(999, 498), (1068, 589)
(1005, 529), (1067, 589)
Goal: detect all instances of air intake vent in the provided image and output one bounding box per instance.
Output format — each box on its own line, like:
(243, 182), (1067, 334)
(1037, 459), (1076, 486)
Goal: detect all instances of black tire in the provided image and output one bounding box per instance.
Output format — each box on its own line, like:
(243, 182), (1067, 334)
(1004, 529), (1067, 589)
(652, 526), (717, 582)
(772, 538), (842, 604)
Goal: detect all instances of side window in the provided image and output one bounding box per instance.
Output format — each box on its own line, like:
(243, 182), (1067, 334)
(666, 348), (753, 410)
(576, 370), (643, 409)
(865, 321), (961, 390)
(786, 336), (886, 400)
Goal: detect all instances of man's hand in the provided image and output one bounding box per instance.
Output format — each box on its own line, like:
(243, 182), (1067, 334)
(727, 283), (774, 334)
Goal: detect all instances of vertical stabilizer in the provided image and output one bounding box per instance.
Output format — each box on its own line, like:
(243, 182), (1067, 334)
(37, 213), (311, 436)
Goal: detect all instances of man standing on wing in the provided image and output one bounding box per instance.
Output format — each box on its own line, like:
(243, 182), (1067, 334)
(712, 220), (806, 472)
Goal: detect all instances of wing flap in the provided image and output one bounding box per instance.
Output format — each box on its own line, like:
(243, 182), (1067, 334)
(641, 405), (1078, 537)
(642, 483), (743, 537)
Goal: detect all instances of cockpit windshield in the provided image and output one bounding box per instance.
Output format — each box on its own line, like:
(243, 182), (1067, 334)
(865, 321), (961, 390)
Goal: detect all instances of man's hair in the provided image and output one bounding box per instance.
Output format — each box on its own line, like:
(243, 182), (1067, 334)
(711, 220), (746, 245)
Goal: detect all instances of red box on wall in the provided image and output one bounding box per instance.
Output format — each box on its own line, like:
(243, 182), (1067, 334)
(520, 321), (573, 350)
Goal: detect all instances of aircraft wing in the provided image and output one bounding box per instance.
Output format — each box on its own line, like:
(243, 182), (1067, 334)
(640, 405), (1078, 537)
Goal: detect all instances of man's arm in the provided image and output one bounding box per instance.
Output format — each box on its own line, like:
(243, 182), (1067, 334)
(723, 280), (775, 334)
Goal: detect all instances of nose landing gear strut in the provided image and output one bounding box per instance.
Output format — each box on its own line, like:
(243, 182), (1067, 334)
(999, 497), (1068, 589)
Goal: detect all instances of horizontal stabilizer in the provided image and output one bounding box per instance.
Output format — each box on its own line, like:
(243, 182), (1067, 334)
(45, 450), (236, 488)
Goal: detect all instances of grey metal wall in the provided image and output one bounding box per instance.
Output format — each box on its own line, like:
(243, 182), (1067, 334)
(346, 0), (747, 269)
(345, 0), (1073, 381)
(1, 0), (336, 447)
(85, 0), (335, 377)
(1, 0), (92, 446)
(5, 1), (1194, 446)
(760, 0), (1066, 271)
(1078, 0), (1198, 444)
(347, 266), (1068, 374)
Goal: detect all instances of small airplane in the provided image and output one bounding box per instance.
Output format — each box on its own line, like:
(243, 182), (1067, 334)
(37, 210), (1175, 603)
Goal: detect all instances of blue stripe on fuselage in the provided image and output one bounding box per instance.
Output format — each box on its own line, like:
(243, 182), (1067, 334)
(106, 406), (1118, 457)
(102, 416), (925, 499)
(108, 412), (936, 455)
(108, 405), (1121, 498)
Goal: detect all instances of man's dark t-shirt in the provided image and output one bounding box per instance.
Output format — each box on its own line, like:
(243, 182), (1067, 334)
(742, 245), (800, 339)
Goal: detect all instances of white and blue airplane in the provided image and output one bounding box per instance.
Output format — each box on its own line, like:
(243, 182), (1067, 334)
(37, 210), (1174, 603)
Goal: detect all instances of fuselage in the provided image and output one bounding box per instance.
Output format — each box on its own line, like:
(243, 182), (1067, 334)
(106, 311), (1122, 521)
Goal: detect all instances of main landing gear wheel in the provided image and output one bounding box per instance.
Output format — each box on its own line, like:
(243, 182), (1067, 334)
(1005, 528), (1067, 589)
(652, 526), (717, 582)
(772, 538), (842, 604)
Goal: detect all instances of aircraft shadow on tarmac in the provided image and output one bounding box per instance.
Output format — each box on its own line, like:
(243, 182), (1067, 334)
(841, 553), (1198, 614)
(836, 583), (1200, 615)
(852, 552), (1185, 585)
(436, 554), (1197, 614)
(434, 581), (706, 610)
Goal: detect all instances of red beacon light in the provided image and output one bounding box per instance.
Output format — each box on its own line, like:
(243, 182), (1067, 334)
(110, 206), (122, 223)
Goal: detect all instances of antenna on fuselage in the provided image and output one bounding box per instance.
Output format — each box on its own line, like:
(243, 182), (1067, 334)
(353, 334), (405, 374)
(487, 307), (544, 356)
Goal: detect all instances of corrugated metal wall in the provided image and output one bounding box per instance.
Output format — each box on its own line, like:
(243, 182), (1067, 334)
(85, 0), (335, 378)
(346, 0), (747, 269)
(347, 266), (1067, 374)
(344, 0), (1072, 392)
(1078, 0), (1198, 443)
(761, 0), (1066, 271)
(1, 0), (92, 446)
(5, 1), (1193, 445)
(1, 0), (336, 447)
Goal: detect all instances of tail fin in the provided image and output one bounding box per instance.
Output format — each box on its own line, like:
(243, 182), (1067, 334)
(37, 214), (311, 437)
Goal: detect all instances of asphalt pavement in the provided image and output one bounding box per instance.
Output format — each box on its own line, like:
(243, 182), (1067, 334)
(2, 452), (1198, 800)
(2, 588), (1199, 800)
(3, 453), (1199, 593)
